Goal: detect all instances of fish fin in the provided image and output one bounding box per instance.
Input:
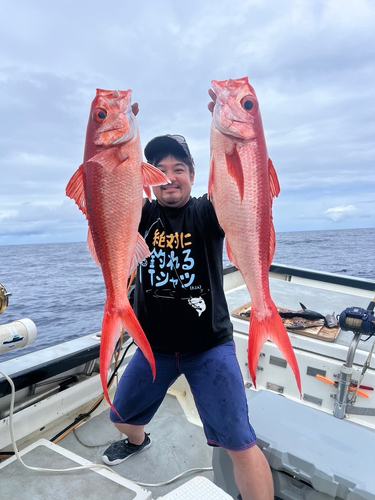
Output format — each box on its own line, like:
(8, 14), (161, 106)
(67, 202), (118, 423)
(130, 233), (150, 274)
(119, 302), (156, 381)
(143, 185), (152, 201)
(99, 305), (124, 420)
(87, 228), (101, 268)
(299, 302), (307, 310)
(269, 158), (280, 199)
(269, 221), (276, 266)
(208, 156), (214, 200)
(100, 299), (156, 419)
(142, 162), (170, 191)
(89, 149), (120, 170)
(268, 159), (279, 265)
(225, 239), (237, 267)
(66, 165), (88, 217)
(248, 304), (302, 396)
(66, 164), (103, 268)
(225, 147), (244, 201)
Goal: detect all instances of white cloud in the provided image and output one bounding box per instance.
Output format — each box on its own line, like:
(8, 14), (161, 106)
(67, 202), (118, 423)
(1, 0), (375, 244)
(323, 205), (366, 222)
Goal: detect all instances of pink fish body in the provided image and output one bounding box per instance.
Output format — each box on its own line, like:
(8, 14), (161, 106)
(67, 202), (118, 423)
(209, 78), (301, 394)
(66, 89), (169, 416)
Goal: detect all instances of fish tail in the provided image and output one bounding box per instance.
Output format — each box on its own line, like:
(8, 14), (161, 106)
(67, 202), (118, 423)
(100, 306), (124, 419)
(100, 299), (156, 420)
(248, 305), (302, 396)
(119, 303), (156, 381)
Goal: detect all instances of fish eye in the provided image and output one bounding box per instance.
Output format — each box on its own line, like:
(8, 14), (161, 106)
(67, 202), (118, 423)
(241, 98), (255, 111)
(94, 109), (107, 122)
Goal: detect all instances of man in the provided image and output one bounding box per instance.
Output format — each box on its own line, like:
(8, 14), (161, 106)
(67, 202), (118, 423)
(102, 134), (274, 500)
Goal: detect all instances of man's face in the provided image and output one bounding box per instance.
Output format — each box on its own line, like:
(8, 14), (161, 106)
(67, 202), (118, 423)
(152, 155), (195, 208)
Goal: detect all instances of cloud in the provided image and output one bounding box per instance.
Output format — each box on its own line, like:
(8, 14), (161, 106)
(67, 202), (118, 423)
(323, 205), (365, 222)
(0, 200), (87, 245)
(1, 0), (375, 244)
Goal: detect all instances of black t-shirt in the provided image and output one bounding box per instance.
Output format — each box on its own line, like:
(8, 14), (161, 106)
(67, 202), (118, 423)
(134, 195), (233, 353)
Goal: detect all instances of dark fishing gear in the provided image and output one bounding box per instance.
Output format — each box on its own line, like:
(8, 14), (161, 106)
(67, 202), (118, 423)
(333, 299), (375, 419)
(339, 300), (375, 339)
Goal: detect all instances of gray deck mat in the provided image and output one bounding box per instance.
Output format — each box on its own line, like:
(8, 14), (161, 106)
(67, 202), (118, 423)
(59, 393), (214, 498)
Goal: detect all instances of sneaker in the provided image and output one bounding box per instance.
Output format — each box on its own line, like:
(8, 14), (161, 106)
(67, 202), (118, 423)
(102, 433), (152, 465)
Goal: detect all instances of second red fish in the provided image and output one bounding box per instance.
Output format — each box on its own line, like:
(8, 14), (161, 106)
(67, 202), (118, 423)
(209, 77), (302, 395)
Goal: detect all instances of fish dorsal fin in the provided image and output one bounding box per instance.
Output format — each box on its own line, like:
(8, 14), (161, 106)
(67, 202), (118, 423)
(142, 162), (170, 201)
(87, 228), (102, 268)
(66, 165), (87, 217)
(130, 233), (151, 274)
(268, 158), (280, 266)
(208, 156), (214, 200)
(225, 146), (244, 201)
(269, 158), (280, 199)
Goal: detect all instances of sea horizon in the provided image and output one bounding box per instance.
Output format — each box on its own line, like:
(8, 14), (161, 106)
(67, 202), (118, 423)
(0, 227), (373, 361)
(1, 225), (374, 248)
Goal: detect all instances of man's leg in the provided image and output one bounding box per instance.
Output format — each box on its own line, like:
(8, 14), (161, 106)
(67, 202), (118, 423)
(181, 342), (274, 497)
(114, 423), (146, 445)
(227, 445), (274, 500)
(102, 349), (179, 465)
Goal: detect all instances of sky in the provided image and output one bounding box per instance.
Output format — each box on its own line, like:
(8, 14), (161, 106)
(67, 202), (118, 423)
(0, 0), (374, 246)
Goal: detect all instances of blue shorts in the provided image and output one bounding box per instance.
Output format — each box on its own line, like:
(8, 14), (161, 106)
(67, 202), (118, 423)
(110, 341), (257, 451)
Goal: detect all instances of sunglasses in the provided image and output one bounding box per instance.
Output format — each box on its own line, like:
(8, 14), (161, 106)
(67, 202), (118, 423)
(167, 135), (195, 166)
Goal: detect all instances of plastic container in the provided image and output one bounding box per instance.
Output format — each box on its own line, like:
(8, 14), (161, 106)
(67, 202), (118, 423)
(0, 319), (37, 355)
(213, 389), (375, 499)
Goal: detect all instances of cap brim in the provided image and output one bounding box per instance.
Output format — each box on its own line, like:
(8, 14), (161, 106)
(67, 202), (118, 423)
(144, 136), (190, 164)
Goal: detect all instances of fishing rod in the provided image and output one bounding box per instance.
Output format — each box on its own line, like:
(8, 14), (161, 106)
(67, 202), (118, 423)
(333, 299), (375, 419)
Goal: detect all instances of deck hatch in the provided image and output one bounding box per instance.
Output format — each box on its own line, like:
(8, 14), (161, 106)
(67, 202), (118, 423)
(266, 382), (284, 393)
(307, 366), (326, 378)
(303, 394), (323, 406)
(269, 356), (287, 368)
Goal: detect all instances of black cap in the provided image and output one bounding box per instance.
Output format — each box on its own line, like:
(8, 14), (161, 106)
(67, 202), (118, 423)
(144, 135), (195, 169)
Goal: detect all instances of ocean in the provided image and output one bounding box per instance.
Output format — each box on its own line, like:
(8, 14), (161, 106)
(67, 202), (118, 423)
(0, 227), (374, 362)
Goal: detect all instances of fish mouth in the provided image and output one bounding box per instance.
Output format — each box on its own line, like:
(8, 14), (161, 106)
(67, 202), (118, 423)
(112, 112), (137, 145)
(111, 132), (132, 145)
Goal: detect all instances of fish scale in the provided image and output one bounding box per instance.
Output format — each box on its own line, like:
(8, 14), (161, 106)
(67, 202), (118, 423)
(209, 77), (302, 395)
(86, 160), (142, 297)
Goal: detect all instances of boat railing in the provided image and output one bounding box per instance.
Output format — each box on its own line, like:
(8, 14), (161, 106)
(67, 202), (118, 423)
(224, 262), (375, 296)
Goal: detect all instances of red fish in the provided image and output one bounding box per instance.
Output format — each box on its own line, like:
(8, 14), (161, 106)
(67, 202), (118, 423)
(66, 89), (169, 416)
(209, 78), (302, 395)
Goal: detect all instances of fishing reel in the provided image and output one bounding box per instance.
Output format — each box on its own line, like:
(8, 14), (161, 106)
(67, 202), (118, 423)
(0, 283), (11, 315)
(339, 306), (375, 337)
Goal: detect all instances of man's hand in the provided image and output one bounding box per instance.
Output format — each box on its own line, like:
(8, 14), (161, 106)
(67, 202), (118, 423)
(132, 103), (139, 116)
(207, 89), (216, 114)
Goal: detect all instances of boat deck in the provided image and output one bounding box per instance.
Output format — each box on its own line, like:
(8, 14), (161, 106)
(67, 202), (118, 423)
(1, 265), (375, 499)
(60, 394), (214, 498)
(1, 393), (215, 499)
